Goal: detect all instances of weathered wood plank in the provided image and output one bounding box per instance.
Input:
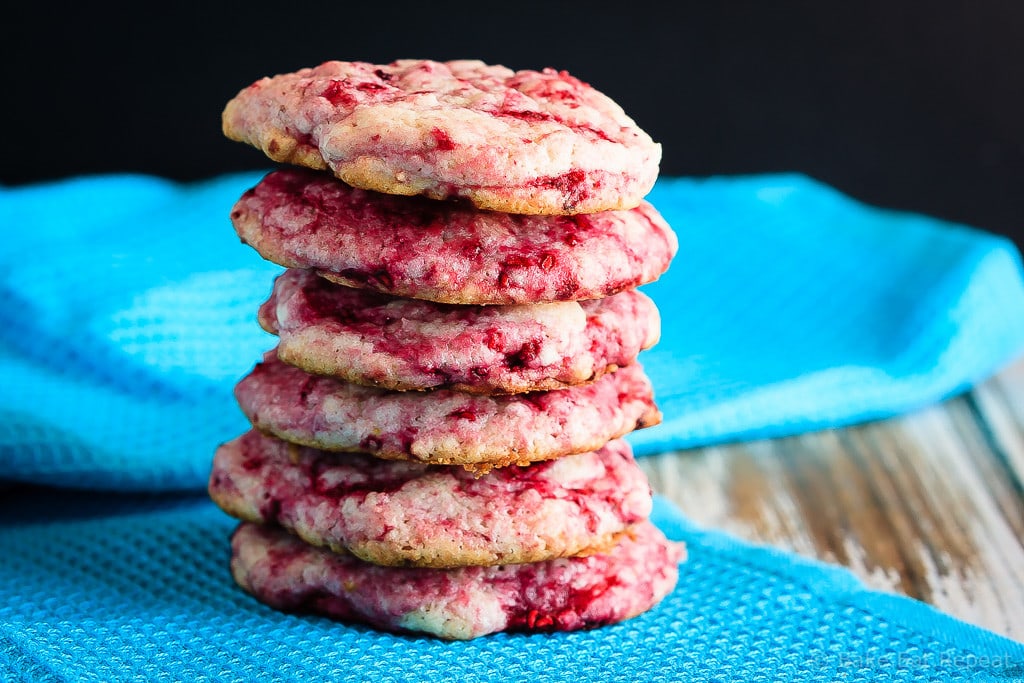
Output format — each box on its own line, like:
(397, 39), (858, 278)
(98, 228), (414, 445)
(640, 357), (1024, 642)
(970, 358), (1024, 495)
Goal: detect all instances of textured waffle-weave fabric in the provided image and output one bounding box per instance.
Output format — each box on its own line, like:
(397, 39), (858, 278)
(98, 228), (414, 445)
(1, 494), (1022, 682)
(1, 173), (1024, 680)
(1, 172), (1023, 490)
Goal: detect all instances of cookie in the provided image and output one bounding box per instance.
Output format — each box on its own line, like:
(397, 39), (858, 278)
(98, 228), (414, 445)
(222, 59), (661, 215)
(231, 168), (677, 305)
(235, 350), (660, 471)
(230, 520), (683, 639)
(259, 269), (660, 394)
(209, 431), (653, 568)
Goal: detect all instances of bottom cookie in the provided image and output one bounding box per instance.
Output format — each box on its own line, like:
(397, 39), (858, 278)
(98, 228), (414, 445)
(231, 520), (684, 640)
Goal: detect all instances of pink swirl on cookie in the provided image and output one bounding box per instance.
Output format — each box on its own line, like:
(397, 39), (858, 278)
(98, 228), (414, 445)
(259, 269), (660, 394)
(230, 520), (683, 639)
(231, 168), (677, 305)
(222, 59), (661, 214)
(210, 430), (653, 568)
(235, 350), (661, 470)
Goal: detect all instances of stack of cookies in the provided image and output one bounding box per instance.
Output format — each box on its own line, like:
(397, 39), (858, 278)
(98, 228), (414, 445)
(209, 59), (684, 640)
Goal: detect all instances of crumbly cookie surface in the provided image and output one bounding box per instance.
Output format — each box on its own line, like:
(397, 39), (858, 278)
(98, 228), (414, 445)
(230, 520), (683, 639)
(231, 168), (677, 305)
(210, 431), (653, 568)
(258, 269), (660, 394)
(236, 350), (660, 470)
(222, 59), (661, 214)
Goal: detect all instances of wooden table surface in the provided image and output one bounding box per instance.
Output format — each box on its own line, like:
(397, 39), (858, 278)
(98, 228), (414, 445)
(640, 357), (1024, 643)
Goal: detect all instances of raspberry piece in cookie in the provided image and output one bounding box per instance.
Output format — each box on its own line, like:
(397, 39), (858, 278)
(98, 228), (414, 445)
(235, 350), (660, 471)
(231, 168), (677, 305)
(222, 59), (661, 214)
(230, 520), (683, 639)
(259, 269), (660, 394)
(210, 431), (653, 568)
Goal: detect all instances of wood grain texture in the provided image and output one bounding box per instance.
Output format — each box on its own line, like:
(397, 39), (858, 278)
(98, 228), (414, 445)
(640, 356), (1024, 643)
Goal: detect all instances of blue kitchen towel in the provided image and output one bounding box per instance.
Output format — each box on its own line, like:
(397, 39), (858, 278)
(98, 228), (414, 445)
(2, 173), (1024, 681)
(2, 171), (1023, 490)
(1, 492), (1022, 682)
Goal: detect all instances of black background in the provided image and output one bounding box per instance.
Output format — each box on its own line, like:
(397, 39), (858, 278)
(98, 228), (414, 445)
(4, 2), (1022, 247)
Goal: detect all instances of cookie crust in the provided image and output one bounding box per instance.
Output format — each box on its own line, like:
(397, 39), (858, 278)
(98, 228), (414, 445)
(236, 350), (660, 470)
(223, 59), (661, 214)
(230, 520), (683, 639)
(231, 168), (677, 305)
(210, 431), (653, 568)
(259, 269), (660, 394)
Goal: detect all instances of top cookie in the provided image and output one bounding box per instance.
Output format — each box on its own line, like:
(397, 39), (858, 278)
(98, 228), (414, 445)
(222, 59), (661, 214)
